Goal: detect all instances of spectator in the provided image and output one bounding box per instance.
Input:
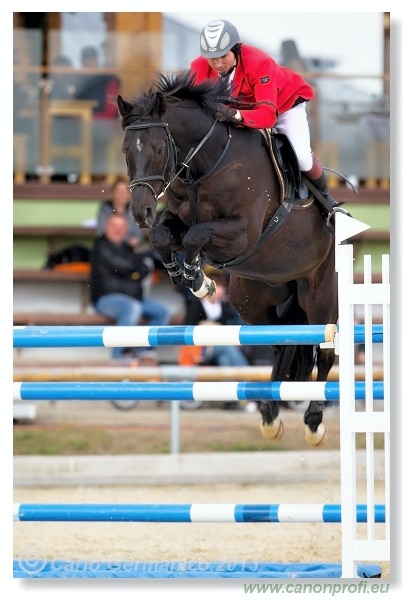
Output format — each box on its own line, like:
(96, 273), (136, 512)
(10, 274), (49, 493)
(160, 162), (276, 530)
(96, 178), (144, 248)
(180, 277), (249, 368)
(75, 46), (120, 118)
(95, 178), (160, 297)
(89, 213), (170, 361)
(74, 45), (121, 176)
(179, 277), (255, 411)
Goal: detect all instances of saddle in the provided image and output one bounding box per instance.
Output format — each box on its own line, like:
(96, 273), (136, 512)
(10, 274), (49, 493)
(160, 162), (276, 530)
(261, 129), (310, 205)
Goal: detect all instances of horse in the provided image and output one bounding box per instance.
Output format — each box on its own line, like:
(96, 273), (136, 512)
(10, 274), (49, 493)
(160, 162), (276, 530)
(117, 70), (338, 447)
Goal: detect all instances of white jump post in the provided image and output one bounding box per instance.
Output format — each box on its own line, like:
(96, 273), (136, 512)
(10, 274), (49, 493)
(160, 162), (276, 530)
(335, 213), (390, 578)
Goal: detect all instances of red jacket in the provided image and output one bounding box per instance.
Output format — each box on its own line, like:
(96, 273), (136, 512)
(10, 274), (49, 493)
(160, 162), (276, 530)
(190, 44), (315, 129)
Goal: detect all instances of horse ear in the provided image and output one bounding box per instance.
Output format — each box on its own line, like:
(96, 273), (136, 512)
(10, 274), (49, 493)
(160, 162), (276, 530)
(154, 92), (166, 118)
(117, 95), (132, 117)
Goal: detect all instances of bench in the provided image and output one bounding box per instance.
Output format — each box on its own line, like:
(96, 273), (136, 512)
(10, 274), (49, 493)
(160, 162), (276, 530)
(13, 313), (113, 326)
(14, 226), (96, 237)
(13, 268), (184, 327)
(13, 269), (114, 326)
(14, 269), (93, 316)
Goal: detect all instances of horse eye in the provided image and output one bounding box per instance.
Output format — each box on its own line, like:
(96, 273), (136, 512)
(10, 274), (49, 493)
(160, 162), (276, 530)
(156, 145), (165, 157)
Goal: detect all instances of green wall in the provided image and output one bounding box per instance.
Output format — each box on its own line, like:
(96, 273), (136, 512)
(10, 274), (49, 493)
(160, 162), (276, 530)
(13, 199), (390, 271)
(14, 200), (99, 226)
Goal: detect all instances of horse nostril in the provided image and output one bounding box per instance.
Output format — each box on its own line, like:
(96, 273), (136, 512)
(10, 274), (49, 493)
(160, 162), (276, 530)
(144, 206), (154, 228)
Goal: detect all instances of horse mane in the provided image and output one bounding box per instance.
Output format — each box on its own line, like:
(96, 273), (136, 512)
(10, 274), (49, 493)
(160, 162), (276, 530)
(154, 70), (261, 111)
(122, 70), (235, 125)
(153, 70), (231, 109)
(120, 69), (258, 128)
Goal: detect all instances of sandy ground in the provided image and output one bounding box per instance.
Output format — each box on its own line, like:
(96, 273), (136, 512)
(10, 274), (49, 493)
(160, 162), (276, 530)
(14, 401), (390, 579)
(14, 480), (389, 578)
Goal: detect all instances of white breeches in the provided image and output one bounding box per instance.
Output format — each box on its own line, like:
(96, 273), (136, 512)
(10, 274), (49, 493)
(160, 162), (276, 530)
(275, 102), (313, 171)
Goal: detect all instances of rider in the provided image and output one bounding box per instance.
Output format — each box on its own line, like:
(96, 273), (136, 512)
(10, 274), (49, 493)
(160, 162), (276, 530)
(190, 19), (343, 215)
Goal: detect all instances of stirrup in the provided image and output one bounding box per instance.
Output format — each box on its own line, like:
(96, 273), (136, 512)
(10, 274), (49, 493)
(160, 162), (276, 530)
(326, 205), (352, 233)
(327, 205), (352, 222)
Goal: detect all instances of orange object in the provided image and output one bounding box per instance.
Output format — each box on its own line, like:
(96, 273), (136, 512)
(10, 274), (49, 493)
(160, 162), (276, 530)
(178, 345), (203, 366)
(53, 262), (91, 274)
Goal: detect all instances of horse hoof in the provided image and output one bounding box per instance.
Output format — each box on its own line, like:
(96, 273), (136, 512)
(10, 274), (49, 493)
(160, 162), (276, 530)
(304, 423), (327, 447)
(192, 277), (216, 299)
(261, 418), (284, 442)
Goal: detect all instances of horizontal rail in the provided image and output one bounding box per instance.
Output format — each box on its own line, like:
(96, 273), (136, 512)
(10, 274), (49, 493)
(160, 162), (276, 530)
(12, 365), (385, 383)
(13, 503), (385, 523)
(13, 381), (384, 401)
(13, 324), (383, 348)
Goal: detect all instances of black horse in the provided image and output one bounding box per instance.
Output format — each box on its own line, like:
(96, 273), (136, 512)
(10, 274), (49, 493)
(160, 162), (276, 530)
(117, 71), (338, 447)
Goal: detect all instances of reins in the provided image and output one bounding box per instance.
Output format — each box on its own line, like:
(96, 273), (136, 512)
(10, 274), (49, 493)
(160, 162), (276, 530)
(124, 107), (307, 271)
(124, 118), (232, 206)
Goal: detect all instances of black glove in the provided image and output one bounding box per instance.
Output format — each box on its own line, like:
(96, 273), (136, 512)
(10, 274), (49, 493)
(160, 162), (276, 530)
(215, 103), (243, 124)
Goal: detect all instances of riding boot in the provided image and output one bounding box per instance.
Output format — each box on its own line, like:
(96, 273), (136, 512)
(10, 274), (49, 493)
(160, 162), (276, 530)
(302, 154), (350, 223)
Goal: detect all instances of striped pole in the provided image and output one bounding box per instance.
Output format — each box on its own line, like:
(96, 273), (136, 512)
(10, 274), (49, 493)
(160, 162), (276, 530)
(13, 381), (384, 401)
(13, 503), (385, 523)
(13, 324), (384, 348)
(12, 365), (385, 383)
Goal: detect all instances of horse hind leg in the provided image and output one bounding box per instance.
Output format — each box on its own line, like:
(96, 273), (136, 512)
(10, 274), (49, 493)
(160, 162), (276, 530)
(303, 401), (327, 447)
(260, 401), (284, 442)
(260, 343), (327, 447)
(259, 345), (284, 442)
(303, 346), (334, 447)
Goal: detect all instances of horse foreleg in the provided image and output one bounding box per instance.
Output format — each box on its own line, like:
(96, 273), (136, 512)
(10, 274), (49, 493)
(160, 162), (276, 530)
(181, 217), (248, 299)
(149, 211), (187, 286)
(182, 255), (216, 298)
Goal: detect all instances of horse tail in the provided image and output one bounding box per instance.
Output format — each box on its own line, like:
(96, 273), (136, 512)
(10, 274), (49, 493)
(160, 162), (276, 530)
(271, 293), (316, 382)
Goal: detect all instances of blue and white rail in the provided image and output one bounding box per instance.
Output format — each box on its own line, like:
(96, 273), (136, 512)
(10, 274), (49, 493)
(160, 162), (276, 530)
(13, 503), (385, 523)
(12, 324), (383, 348)
(13, 381), (384, 401)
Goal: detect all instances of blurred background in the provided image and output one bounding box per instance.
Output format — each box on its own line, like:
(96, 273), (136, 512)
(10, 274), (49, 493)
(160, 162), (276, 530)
(13, 11), (390, 184)
(13, 11), (390, 370)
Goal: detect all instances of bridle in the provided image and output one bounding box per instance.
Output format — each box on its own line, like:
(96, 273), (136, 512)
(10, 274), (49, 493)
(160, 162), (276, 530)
(124, 117), (232, 203)
(125, 122), (177, 202)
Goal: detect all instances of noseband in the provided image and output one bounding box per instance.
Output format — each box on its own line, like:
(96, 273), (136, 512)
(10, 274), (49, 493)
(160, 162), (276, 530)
(125, 122), (177, 202)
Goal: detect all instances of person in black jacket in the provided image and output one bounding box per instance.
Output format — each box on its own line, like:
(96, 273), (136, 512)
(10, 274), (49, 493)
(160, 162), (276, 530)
(90, 213), (170, 360)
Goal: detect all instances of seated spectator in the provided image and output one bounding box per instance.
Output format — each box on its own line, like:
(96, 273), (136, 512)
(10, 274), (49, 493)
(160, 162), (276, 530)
(89, 213), (170, 361)
(75, 46), (120, 118)
(96, 178), (160, 297)
(96, 178), (144, 248)
(180, 277), (249, 368)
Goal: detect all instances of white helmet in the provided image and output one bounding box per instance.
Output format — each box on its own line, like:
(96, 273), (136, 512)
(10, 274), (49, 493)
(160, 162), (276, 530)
(200, 20), (241, 58)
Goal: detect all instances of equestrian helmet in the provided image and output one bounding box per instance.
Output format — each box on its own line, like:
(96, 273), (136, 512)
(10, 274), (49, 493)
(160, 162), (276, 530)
(200, 20), (241, 58)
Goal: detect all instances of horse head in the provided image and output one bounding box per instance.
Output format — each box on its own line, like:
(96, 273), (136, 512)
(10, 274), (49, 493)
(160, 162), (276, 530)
(117, 71), (236, 229)
(117, 92), (175, 229)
